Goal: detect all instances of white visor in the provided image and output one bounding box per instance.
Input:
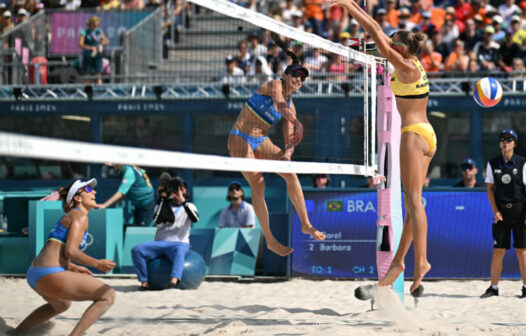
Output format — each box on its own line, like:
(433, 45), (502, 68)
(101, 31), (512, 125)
(66, 178), (97, 203)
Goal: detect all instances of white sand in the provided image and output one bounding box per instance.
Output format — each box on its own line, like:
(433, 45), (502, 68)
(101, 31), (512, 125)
(1, 277), (526, 336)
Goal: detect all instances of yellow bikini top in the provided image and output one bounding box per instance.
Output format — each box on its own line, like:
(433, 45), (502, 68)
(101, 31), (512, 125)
(390, 58), (429, 99)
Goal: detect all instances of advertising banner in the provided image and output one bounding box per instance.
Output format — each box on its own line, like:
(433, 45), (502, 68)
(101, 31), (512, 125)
(291, 190), (519, 279)
(49, 10), (152, 55)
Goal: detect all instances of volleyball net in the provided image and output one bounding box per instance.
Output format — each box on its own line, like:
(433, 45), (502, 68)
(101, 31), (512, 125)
(0, 0), (380, 180)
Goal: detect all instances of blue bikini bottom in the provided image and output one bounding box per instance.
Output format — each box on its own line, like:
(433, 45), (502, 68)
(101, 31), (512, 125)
(230, 129), (268, 151)
(27, 265), (66, 290)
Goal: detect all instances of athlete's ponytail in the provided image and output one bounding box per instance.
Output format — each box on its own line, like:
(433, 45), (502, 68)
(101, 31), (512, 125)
(271, 32), (300, 65)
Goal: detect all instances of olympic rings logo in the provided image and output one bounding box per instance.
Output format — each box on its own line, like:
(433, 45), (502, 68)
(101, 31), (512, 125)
(80, 233), (94, 251)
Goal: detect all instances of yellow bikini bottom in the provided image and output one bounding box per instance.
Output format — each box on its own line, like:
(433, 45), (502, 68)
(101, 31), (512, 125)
(401, 123), (437, 152)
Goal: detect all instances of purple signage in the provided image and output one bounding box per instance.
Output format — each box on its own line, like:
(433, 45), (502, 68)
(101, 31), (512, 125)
(49, 10), (152, 55)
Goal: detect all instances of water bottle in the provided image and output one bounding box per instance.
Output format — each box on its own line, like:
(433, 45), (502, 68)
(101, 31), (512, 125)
(0, 214), (7, 233)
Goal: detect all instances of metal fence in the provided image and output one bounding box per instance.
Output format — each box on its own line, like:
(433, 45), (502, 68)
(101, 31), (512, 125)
(121, 8), (163, 82)
(0, 11), (46, 85)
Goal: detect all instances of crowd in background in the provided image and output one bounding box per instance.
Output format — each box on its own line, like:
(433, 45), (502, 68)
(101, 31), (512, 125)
(220, 0), (526, 83)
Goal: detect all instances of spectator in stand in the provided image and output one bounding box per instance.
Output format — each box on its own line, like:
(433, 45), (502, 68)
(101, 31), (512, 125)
(418, 11), (437, 36)
(468, 58), (480, 72)
(497, 29), (522, 72)
(24, 0), (37, 14)
(499, 0), (520, 24)
(445, 39), (470, 72)
(220, 55), (245, 84)
(511, 57), (525, 76)
(427, 3), (446, 31)
(78, 16), (109, 85)
(267, 43), (286, 75)
(282, 0), (301, 26)
(235, 40), (252, 66)
(326, 53), (348, 81)
(420, 39), (443, 73)
(467, 0), (487, 23)
(292, 41), (306, 64)
(442, 16), (460, 47)
(398, 7), (415, 31)
(122, 0), (145, 10)
(36, 2), (45, 13)
(473, 25), (500, 70)
(16, 8), (29, 24)
(460, 18), (482, 51)
(510, 15), (526, 44)
(291, 12), (306, 31)
(516, 39), (526, 65)
(248, 56), (273, 82)
(385, 0), (400, 29)
(491, 15), (506, 42)
(1, 10), (14, 34)
(327, 2), (347, 34)
(349, 18), (362, 39)
(304, 47), (328, 78)
(376, 8), (395, 36)
(455, 0), (472, 23)
(65, 0), (81, 10)
(431, 29), (451, 61)
(102, 0), (121, 10)
(303, 0), (325, 36)
(453, 158), (483, 187)
(474, 14), (486, 32)
(248, 32), (268, 59)
(218, 181), (256, 229)
(313, 173), (330, 188)
(408, 1), (423, 27)
(447, 8), (466, 34)
(338, 31), (350, 45)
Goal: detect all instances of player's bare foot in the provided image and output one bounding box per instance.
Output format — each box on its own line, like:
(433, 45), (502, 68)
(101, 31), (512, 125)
(410, 261), (431, 293)
(302, 225), (326, 240)
(378, 262), (405, 286)
(267, 240), (294, 256)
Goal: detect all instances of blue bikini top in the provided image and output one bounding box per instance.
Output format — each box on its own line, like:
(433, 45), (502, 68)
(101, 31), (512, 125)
(48, 208), (89, 250)
(245, 92), (291, 126)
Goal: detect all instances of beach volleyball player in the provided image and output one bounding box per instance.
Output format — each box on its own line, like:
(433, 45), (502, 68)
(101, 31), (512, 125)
(228, 33), (326, 257)
(11, 179), (116, 336)
(329, 0), (436, 294)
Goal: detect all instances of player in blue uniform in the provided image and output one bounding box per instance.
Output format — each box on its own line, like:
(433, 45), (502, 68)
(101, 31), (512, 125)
(12, 179), (116, 336)
(228, 33), (326, 257)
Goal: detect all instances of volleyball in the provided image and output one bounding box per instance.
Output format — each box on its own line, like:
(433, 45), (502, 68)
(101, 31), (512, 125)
(473, 77), (503, 108)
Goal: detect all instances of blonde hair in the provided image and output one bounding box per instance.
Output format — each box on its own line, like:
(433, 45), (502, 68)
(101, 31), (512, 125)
(395, 30), (426, 56)
(86, 16), (100, 28)
(58, 181), (77, 212)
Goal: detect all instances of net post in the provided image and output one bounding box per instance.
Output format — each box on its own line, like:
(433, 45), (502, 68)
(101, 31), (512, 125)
(376, 68), (404, 302)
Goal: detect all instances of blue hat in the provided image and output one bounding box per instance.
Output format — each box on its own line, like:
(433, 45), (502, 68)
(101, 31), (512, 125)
(500, 128), (518, 140)
(461, 158), (476, 169)
(228, 180), (242, 188)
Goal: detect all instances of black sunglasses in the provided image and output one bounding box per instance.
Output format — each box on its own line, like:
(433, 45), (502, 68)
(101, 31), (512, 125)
(286, 70), (307, 82)
(499, 137), (514, 143)
(461, 164), (474, 170)
(229, 185), (241, 191)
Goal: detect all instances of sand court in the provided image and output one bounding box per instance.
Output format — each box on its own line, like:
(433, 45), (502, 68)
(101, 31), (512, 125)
(2, 277), (526, 335)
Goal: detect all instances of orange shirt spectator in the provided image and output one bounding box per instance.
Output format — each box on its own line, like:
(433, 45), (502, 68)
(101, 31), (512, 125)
(430, 6), (446, 30)
(409, 1), (423, 25)
(385, 0), (400, 28)
(304, 0), (324, 21)
(421, 41), (443, 73)
(445, 40), (469, 71)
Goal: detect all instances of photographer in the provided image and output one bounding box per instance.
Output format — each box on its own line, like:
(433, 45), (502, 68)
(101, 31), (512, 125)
(131, 176), (198, 291)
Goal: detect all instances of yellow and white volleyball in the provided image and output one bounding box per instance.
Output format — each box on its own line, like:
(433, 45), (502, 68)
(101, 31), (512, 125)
(473, 77), (503, 108)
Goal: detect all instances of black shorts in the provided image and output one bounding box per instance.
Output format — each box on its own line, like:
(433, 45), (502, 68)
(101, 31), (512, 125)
(493, 202), (526, 249)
